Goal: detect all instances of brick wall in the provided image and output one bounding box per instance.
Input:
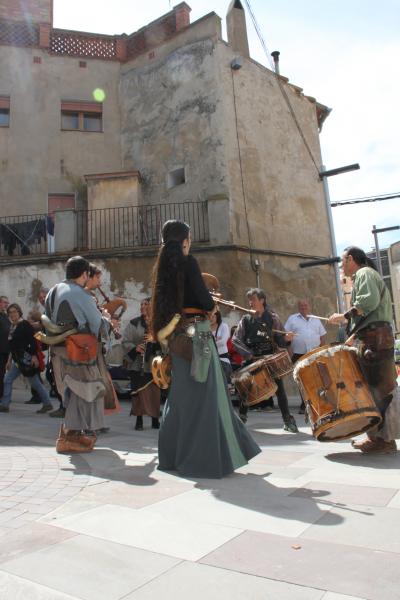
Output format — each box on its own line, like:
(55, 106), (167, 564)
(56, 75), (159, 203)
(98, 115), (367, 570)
(0, 0), (52, 24)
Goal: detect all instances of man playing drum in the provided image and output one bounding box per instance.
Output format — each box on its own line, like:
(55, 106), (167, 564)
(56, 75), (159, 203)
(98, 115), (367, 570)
(233, 288), (298, 432)
(328, 246), (398, 454)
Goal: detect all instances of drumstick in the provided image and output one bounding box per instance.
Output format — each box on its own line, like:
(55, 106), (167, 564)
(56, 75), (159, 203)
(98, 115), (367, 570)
(273, 329), (298, 336)
(306, 314), (330, 322)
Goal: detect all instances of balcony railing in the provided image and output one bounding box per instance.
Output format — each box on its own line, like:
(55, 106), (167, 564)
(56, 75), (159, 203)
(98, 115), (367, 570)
(0, 202), (209, 258)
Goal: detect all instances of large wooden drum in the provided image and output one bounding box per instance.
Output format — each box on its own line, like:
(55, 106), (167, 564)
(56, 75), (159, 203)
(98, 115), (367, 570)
(293, 344), (381, 441)
(232, 358), (278, 407)
(263, 350), (293, 379)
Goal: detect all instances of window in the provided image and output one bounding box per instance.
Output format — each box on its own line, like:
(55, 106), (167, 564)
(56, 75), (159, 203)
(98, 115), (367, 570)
(61, 100), (102, 132)
(61, 111), (79, 130)
(83, 112), (102, 132)
(0, 97), (10, 127)
(167, 167), (186, 189)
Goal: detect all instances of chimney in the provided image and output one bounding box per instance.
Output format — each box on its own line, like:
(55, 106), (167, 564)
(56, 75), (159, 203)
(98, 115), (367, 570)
(271, 50), (280, 74)
(226, 0), (249, 59)
(174, 3), (191, 32)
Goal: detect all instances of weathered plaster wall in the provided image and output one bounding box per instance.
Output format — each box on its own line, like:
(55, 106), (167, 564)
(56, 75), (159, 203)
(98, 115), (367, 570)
(87, 175), (141, 210)
(216, 41), (331, 257)
(0, 255), (153, 365)
(0, 247), (335, 329)
(0, 46), (122, 216)
(119, 29), (228, 209)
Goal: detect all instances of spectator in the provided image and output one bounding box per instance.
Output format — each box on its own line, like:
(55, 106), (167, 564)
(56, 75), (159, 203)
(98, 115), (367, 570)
(0, 296), (10, 399)
(210, 310), (232, 382)
(0, 303), (52, 413)
(285, 299), (327, 413)
(227, 325), (243, 371)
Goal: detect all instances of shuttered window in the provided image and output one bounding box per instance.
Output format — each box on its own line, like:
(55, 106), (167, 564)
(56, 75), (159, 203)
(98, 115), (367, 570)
(61, 101), (102, 132)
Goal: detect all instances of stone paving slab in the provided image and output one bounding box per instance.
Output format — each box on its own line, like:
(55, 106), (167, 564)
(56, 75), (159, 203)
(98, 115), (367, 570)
(200, 530), (400, 600)
(132, 483), (335, 537)
(123, 561), (325, 600)
(300, 505), (400, 553)
(0, 571), (80, 600)
(322, 594), (368, 600)
(1, 389), (399, 600)
(290, 481), (398, 507)
(0, 521), (77, 564)
(46, 503), (244, 561)
(0, 534), (181, 600)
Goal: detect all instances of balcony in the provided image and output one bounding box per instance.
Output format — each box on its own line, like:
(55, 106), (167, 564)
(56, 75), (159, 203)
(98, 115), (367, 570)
(0, 202), (210, 259)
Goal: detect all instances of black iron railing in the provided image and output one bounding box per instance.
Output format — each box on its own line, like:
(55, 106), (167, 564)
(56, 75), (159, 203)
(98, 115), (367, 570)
(0, 202), (209, 257)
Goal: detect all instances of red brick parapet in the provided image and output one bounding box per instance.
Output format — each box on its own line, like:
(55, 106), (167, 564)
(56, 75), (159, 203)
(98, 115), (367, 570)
(174, 2), (191, 31)
(0, 2), (192, 60)
(39, 22), (50, 48)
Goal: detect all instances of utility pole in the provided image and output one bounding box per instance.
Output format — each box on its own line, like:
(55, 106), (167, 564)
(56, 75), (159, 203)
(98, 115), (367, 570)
(319, 163), (360, 313)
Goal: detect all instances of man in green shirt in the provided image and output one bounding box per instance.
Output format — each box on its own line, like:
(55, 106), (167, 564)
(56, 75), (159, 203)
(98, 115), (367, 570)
(329, 246), (397, 454)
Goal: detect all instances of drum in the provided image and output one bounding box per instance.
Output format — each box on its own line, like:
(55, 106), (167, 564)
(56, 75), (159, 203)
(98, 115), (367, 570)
(263, 350), (293, 379)
(293, 344), (382, 441)
(232, 358), (278, 407)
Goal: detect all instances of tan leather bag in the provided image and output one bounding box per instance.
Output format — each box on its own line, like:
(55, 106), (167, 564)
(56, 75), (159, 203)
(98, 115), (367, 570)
(65, 334), (98, 363)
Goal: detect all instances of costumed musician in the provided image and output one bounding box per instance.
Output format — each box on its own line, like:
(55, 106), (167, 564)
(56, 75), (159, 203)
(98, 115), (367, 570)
(232, 288), (299, 432)
(150, 219), (260, 478)
(86, 264), (120, 429)
(44, 256), (113, 453)
(122, 297), (161, 431)
(328, 246), (398, 454)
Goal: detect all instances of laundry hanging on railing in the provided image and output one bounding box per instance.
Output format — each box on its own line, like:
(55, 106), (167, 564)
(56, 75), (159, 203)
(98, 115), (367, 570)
(0, 218), (47, 255)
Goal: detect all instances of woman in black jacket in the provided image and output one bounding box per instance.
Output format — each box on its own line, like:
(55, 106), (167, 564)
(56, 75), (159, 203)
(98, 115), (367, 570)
(0, 303), (52, 413)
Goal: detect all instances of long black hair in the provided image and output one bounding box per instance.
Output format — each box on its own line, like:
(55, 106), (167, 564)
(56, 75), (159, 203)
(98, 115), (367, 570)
(150, 220), (190, 337)
(344, 246), (377, 271)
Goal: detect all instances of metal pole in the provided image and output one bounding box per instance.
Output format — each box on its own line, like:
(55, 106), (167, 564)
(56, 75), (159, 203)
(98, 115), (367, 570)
(372, 225), (383, 276)
(320, 165), (345, 312)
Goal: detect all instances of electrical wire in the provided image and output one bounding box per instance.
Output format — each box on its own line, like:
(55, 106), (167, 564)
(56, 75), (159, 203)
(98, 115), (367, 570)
(243, 0), (320, 174)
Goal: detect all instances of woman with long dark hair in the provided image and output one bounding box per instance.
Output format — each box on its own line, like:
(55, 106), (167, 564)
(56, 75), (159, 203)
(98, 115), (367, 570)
(150, 220), (260, 478)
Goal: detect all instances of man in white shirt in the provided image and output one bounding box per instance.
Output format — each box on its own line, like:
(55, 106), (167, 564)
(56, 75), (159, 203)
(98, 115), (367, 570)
(285, 299), (327, 413)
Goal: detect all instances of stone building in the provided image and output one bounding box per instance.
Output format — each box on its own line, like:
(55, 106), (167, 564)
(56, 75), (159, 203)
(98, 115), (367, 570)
(0, 0), (336, 326)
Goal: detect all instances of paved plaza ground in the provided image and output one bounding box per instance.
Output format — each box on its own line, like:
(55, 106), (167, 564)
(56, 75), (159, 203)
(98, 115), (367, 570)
(0, 383), (399, 600)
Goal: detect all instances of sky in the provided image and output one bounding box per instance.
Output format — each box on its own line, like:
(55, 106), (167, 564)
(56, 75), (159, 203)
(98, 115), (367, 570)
(53, 0), (400, 255)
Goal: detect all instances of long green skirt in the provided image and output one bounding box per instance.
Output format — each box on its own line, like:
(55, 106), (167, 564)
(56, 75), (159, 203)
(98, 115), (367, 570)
(158, 344), (261, 479)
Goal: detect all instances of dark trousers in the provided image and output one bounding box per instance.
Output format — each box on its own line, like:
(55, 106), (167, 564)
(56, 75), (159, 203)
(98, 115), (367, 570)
(292, 353), (305, 409)
(46, 360), (63, 407)
(239, 377), (291, 424)
(0, 353), (9, 398)
(31, 361), (63, 407)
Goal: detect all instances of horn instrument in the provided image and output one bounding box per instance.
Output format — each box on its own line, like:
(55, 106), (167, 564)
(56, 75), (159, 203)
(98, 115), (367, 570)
(201, 272), (256, 315)
(211, 293), (256, 315)
(97, 287), (127, 319)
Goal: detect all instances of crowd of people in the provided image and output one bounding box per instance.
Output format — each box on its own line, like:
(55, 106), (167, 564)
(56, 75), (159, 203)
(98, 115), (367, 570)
(0, 220), (398, 477)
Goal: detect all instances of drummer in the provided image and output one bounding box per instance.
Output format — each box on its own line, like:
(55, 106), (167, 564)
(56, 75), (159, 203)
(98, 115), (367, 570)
(328, 246), (397, 454)
(232, 288), (299, 432)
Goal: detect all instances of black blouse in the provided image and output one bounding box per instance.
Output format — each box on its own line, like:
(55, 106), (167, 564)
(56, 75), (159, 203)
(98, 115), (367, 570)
(183, 255), (214, 312)
(9, 320), (37, 360)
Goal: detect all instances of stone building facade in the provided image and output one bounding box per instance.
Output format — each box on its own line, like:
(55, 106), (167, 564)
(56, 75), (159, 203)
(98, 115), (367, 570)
(0, 0), (337, 327)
